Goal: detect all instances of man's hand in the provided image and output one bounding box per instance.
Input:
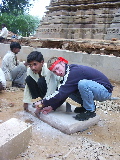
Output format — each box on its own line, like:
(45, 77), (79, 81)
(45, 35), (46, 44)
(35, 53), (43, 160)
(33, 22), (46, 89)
(41, 106), (53, 115)
(34, 101), (53, 115)
(35, 101), (42, 107)
(24, 61), (28, 66)
(23, 103), (29, 112)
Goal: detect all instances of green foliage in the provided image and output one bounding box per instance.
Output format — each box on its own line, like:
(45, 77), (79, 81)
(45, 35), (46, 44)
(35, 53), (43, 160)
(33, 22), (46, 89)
(0, 13), (40, 37)
(0, 0), (40, 37)
(0, 0), (35, 16)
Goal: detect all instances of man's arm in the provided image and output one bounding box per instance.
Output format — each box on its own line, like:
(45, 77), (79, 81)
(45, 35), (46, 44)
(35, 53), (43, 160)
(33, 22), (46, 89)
(23, 84), (32, 111)
(34, 98), (65, 115)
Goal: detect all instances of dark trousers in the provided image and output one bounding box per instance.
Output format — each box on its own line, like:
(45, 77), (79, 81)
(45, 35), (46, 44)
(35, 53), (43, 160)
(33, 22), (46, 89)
(0, 36), (5, 42)
(25, 76), (47, 99)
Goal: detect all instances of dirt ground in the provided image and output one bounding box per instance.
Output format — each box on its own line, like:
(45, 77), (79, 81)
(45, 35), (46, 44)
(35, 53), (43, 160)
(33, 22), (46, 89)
(0, 59), (120, 159)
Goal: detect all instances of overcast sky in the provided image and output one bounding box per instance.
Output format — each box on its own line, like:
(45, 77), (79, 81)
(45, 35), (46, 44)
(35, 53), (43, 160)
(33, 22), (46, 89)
(29, 0), (50, 18)
(0, 0), (50, 18)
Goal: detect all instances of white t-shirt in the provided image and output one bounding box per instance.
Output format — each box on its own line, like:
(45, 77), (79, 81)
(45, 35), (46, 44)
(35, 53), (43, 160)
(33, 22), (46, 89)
(0, 27), (8, 38)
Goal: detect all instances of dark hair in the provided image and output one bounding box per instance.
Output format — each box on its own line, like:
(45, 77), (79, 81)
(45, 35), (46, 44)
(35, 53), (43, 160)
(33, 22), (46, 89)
(10, 42), (21, 51)
(27, 51), (44, 63)
(2, 23), (6, 27)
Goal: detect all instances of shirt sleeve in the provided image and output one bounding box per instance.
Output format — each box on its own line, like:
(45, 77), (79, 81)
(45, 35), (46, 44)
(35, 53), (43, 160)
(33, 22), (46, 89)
(23, 68), (38, 103)
(23, 84), (32, 103)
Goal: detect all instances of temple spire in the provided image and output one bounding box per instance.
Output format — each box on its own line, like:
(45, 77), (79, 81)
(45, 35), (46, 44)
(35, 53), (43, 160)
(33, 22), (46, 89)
(35, 0), (120, 40)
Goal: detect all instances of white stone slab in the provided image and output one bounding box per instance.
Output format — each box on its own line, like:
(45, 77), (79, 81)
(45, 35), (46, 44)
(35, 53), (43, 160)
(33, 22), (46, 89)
(0, 118), (32, 160)
(28, 103), (100, 135)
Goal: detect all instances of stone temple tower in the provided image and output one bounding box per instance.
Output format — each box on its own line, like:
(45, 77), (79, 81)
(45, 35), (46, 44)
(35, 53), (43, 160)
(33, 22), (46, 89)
(35, 0), (120, 40)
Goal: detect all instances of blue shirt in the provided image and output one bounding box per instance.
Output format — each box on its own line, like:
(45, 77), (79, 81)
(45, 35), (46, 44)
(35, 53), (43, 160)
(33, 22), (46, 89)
(43, 64), (113, 110)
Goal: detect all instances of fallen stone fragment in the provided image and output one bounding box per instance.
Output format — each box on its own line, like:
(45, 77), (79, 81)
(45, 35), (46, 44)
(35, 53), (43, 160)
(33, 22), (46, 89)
(0, 118), (32, 160)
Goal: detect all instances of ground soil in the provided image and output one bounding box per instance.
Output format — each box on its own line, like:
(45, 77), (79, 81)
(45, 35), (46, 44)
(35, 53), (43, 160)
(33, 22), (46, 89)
(0, 60), (120, 160)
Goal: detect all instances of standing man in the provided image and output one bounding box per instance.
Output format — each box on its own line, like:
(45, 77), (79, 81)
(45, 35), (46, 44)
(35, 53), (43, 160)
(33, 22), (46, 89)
(23, 51), (62, 112)
(2, 42), (27, 88)
(0, 24), (8, 42)
(35, 57), (113, 121)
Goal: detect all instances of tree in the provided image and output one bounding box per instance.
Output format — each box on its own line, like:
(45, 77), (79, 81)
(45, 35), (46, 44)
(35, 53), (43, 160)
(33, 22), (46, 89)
(0, 13), (40, 37)
(0, 0), (35, 16)
(14, 14), (40, 36)
(0, 0), (40, 37)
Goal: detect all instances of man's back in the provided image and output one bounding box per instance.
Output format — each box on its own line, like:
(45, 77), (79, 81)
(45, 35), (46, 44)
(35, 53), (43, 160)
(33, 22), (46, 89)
(2, 51), (16, 80)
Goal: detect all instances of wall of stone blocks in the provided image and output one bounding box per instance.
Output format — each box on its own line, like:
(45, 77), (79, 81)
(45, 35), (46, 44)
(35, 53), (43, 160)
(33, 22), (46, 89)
(0, 43), (120, 82)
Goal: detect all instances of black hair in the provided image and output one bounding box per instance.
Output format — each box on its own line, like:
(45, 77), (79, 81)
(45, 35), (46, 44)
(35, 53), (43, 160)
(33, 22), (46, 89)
(27, 51), (44, 63)
(10, 42), (21, 51)
(0, 37), (5, 42)
(2, 23), (6, 27)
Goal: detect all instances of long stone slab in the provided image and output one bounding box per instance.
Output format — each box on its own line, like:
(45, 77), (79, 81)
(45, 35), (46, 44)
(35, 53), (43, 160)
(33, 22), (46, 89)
(28, 103), (100, 135)
(0, 118), (32, 160)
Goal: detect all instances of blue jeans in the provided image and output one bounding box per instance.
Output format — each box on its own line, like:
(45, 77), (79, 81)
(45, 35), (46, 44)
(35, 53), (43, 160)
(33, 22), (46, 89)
(69, 79), (112, 112)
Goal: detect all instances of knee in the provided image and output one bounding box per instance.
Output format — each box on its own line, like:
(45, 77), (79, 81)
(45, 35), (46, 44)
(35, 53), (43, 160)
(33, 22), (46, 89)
(22, 65), (27, 72)
(19, 63), (27, 72)
(78, 79), (88, 90)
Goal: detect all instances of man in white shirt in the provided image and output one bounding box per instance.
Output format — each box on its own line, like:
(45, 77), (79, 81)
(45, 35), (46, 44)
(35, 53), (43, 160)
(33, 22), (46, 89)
(0, 68), (6, 91)
(2, 42), (27, 88)
(23, 51), (62, 112)
(0, 24), (8, 42)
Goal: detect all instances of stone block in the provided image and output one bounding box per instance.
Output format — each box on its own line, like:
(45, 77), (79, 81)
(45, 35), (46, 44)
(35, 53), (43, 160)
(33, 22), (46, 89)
(28, 103), (100, 135)
(94, 9), (103, 15)
(0, 118), (32, 160)
(85, 10), (94, 15)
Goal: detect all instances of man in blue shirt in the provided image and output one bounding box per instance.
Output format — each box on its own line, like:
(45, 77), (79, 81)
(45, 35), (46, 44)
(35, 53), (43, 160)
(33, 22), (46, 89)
(35, 57), (113, 121)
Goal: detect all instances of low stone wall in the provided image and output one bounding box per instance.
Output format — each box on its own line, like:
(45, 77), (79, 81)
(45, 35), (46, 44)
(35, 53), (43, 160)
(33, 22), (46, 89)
(0, 43), (120, 82)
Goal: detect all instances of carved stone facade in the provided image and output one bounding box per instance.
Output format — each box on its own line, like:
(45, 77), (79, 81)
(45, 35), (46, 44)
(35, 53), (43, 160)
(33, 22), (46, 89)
(104, 9), (120, 40)
(35, 0), (120, 40)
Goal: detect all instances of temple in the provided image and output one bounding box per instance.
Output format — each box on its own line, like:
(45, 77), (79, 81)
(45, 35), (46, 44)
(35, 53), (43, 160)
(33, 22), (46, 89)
(35, 0), (120, 40)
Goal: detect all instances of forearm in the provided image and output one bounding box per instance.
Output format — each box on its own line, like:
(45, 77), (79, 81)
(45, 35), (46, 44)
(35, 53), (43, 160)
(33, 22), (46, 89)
(23, 84), (32, 103)
(42, 98), (66, 111)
